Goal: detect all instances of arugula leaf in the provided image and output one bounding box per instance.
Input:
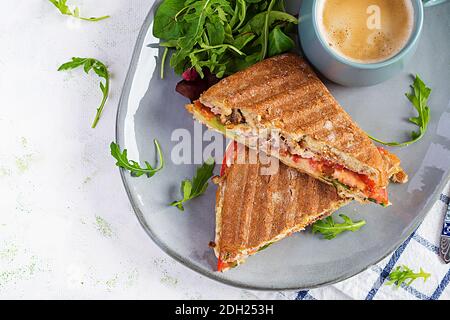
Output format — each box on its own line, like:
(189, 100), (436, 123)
(258, 242), (273, 252)
(239, 11), (298, 35)
(386, 265), (430, 288)
(58, 57), (110, 128)
(268, 25), (295, 57)
(160, 47), (170, 79)
(171, 158), (216, 211)
(153, 0), (186, 40)
(48, 0), (109, 21)
(368, 75), (431, 147)
(260, 0), (277, 60)
(206, 17), (226, 46)
(153, 0), (297, 79)
(110, 140), (164, 178)
(231, 33), (256, 50)
(312, 214), (366, 240)
(230, 0), (247, 31)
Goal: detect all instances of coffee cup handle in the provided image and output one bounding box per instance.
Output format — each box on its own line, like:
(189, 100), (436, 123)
(422, 0), (449, 7)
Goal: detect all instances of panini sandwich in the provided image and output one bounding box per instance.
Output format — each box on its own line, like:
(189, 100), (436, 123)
(212, 143), (350, 272)
(187, 54), (407, 206)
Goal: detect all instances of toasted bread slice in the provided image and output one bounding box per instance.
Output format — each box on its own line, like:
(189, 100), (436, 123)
(187, 54), (407, 205)
(213, 143), (350, 271)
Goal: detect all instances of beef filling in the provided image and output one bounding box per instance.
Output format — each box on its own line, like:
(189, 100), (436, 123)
(220, 109), (245, 125)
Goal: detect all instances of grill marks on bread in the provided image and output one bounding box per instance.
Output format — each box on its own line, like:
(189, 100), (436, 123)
(200, 53), (386, 183)
(216, 148), (348, 260)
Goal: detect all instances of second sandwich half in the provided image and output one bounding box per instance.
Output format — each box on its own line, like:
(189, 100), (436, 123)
(212, 143), (351, 271)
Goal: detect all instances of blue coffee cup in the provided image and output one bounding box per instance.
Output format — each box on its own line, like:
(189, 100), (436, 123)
(298, 0), (448, 86)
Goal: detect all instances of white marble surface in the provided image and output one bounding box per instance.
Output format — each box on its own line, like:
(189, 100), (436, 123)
(0, 0), (292, 299)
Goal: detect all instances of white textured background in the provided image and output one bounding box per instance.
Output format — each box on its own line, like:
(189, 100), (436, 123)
(0, 0), (291, 299)
(1, 0), (449, 300)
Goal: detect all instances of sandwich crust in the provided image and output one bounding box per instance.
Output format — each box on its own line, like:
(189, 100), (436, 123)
(199, 53), (388, 186)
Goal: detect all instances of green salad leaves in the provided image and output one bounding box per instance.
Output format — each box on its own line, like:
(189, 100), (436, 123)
(48, 0), (110, 21)
(171, 158), (216, 211)
(312, 214), (366, 240)
(110, 140), (164, 178)
(386, 265), (431, 288)
(58, 57), (110, 128)
(369, 75), (431, 147)
(153, 0), (298, 78)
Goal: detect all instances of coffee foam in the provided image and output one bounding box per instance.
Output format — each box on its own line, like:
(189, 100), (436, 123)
(317, 0), (414, 64)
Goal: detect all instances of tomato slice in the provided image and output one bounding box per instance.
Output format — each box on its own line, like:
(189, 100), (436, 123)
(217, 258), (226, 272)
(358, 174), (376, 192)
(357, 174), (388, 204)
(219, 161), (227, 177)
(292, 155), (302, 163)
(292, 152), (389, 205)
(368, 187), (389, 206)
(220, 141), (238, 177)
(195, 100), (215, 120)
(321, 159), (344, 171)
(377, 146), (389, 156)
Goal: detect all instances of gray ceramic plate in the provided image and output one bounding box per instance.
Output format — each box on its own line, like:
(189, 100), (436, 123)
(116, 1), (450, 290)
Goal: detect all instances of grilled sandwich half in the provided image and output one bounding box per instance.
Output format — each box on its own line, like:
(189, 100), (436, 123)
(187, 53), (407, 206)
(212, 143), (350, 272)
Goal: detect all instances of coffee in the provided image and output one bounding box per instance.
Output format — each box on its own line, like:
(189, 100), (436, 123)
(317, 0), (414, 63)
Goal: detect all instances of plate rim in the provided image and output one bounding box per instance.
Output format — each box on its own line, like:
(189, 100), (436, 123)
(115, 2), (450, 291)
